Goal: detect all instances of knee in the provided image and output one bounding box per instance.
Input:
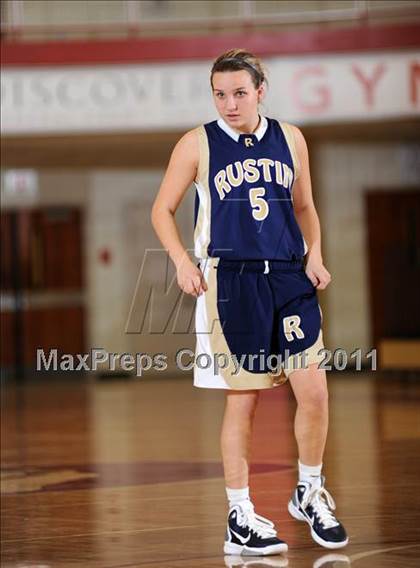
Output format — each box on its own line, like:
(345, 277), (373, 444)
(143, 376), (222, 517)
(226, 390), (259, 419)
(298, 385), (329, 411)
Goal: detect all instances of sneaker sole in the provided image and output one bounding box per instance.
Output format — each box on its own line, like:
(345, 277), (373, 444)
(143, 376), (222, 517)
(287, 500), (349, 550)
(224, 541), (288, 556)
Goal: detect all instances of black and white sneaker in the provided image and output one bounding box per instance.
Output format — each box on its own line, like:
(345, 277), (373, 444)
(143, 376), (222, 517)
(288, 476), (348, 549)
(224, 501), (288, 556)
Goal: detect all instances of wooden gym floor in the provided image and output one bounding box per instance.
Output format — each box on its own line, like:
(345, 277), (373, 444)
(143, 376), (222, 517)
(1, 371), (420, 567)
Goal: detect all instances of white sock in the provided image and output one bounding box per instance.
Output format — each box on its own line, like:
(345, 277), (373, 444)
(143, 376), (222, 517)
(298, 461), (322, 488)
(226, 486), (251, 508)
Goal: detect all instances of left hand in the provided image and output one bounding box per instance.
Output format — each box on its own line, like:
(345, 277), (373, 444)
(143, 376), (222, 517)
(305, 252), (331, 290)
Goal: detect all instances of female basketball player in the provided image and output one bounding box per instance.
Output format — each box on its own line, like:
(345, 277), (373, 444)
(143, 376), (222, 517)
(151, 49), (348, 556)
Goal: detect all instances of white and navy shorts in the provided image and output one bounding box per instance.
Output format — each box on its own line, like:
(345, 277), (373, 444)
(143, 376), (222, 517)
(194, 257), (325, 390)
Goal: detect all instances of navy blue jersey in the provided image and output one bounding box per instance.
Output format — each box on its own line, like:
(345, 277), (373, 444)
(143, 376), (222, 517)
(193, 115), (307, 261)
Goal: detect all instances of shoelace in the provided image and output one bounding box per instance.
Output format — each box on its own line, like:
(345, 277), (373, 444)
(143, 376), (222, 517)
(236, 503), (277, 538)
(301, 486), (339, 529)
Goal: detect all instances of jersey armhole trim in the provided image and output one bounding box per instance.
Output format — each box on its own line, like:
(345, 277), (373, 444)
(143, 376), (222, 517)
(278, 121), (301, 182)
(194, 125), (209, 185)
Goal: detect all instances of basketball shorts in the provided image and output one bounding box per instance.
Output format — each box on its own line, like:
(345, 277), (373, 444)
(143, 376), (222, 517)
(194, 257), (325, 390)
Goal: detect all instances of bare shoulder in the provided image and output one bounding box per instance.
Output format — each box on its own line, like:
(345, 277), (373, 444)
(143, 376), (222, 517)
(286, 123), (307, 150)
(172, 128), (200, 160)
(180, 127), (200, 145)
(163, 128), (200, 185)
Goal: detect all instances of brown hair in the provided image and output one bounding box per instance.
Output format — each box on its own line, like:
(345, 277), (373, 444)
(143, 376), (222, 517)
(210, 48), (266, 89)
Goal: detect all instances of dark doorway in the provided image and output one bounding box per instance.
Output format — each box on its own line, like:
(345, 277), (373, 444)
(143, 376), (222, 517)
(365, 190), (420, 349)
(1, 207), (85, 376)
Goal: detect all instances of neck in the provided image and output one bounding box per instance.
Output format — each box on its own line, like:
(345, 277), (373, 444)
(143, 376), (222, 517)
(234, 114), (261, 135)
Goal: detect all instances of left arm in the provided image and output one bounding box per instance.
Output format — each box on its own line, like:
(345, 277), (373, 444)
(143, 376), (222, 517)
(290, 125), (331, 290)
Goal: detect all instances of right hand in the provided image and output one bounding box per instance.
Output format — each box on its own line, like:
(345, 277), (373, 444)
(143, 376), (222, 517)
(176, 259), (208, 297)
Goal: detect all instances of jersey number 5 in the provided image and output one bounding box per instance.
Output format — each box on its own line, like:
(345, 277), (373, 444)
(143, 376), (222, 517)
(249, 187), (269, 221)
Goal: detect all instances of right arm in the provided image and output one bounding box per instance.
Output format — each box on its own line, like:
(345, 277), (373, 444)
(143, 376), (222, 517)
(151, 129), (208, 297)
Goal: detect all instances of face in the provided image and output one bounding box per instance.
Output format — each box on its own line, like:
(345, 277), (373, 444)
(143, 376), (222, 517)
(212, 70), (264, 130)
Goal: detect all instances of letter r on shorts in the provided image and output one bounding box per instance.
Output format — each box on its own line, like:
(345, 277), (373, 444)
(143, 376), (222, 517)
(283, 315), (305, 341)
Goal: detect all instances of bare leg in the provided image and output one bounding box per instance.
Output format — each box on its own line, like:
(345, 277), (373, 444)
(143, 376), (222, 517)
(220, 390), (260, 488)
(288, 363), (329, 465)
(287, 365), (349, 547)
(222, 388), (289, 555)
